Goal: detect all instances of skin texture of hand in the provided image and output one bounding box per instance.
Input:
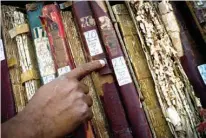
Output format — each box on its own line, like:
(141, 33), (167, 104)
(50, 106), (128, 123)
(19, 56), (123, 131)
(2, 60), (105, 138)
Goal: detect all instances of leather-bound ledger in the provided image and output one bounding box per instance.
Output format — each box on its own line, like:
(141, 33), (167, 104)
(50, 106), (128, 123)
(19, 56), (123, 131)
(2, 5), (27, 112)
(172, 3), (206, 108)
(112, 4), (173, 138)
(26, 2), (56, 84)
(1, 38), (16, 123)
(73, 1), (133, 138)
(90, 1), (152, 138)
(61, 10), (110, 138)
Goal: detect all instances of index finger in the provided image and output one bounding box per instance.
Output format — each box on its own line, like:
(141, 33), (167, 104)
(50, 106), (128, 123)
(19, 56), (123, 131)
(66, 60), (106, 80)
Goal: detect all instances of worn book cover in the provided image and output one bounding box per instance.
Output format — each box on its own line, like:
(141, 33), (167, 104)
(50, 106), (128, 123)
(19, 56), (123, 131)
(112, 4), (173, 138)
(61, 9), (110, 138)
(41, 4), (75, 76)
(90, 1), (152, 138)
(1, 5), (27, 112)
(7, 7), (40, 101)
(73, 1), (133, 138)
(128, 1), (201, 137)
(26, 2), (56, 84)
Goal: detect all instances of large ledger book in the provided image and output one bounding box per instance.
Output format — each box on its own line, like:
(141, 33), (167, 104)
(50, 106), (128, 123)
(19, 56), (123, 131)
(1, 5), (27, 112)
(26, 2), (56, 84)
(127, 1), (201, 137)
(90, 1), (152, 138)
(73, 1), (133, 138)
(112, 4), (173, 138)
(1, 39), (16, 122)
(61, 9), (110, 138)
(8, 7), (40, 100)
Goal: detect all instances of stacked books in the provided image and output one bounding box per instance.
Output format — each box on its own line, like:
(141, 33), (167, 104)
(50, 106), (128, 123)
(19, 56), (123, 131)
(1, 1), (206, 137)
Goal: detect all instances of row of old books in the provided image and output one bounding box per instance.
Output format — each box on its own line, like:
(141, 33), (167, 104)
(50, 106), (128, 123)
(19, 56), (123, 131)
(1, 1), (206, 138)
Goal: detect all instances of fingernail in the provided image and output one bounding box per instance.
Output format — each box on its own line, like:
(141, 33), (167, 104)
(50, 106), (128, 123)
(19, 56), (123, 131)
(99, 59), (106, 67)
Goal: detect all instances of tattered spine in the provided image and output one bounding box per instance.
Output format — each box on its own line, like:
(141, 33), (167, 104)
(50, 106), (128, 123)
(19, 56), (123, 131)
(1, 5), (27, 112)
(112, 4), (173, 138)
(73, 1), (133, 138)
(26, 3), (56, 84)
(90, 1), (152, 138)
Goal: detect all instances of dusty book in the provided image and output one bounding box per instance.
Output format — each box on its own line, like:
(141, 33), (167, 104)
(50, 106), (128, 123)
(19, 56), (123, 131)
(73, 1), (133, 138)
(61, 8), (110, 138)
(41, 3), (95, 138)
(26, 2), (56, 84)
(127, 1), (201, 138)
(90, 1), (152, 138)
(111, 3), (173, 138)
(1, 5), (27, 112)
(8, 7), (40, 101)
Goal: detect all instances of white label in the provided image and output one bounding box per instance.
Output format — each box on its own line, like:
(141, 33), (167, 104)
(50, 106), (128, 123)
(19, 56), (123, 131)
(42, 74), (56, 84)
(58, 66), (71, 76)
(198, 64), (206, 85)
(34, 37), (56, 77)
(84, 29), (103, 56)
(112, 56), (132, 86)
(0, 39), (5, 61)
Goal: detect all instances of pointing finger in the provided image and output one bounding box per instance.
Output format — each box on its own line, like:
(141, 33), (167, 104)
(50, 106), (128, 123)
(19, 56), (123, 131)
(66, 60), (105, 80)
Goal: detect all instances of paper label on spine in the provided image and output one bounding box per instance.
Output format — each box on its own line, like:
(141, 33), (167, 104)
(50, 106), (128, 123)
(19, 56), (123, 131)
(198, 64), (206, 85)
(0, 39), (5, 61)
(34, 37), (55, 77)
(58, 66), (71, 76)
(42, 74), (56, 84)
(84, 29), (103, 56)
(112, 56), (132, 86)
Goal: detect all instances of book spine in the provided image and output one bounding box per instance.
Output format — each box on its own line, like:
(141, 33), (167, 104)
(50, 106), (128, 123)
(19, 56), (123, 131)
(1, 38), (16, 122)
(172, 2), (206, 108)
(11, 9), (40, 100)
(90, 1), (152, 138)
(112, 4), (173, 138)
(1, 5), (27, 112)
(41, 4), (75, 76)
(26, 3), (56, 84)
(72, 2), (133, 138)
(128, 2), (200, 137)
(41, 4), (94, 138)
(61, 10), (110, 138)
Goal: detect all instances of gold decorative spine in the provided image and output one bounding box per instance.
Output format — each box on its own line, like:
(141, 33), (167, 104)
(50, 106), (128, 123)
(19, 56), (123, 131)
(12, 10), (40, 100)
(112, 4), (173, 138)
(61, 11), (110, 138)
(127, 2), (201, 138)
(1, 5), (27, 112)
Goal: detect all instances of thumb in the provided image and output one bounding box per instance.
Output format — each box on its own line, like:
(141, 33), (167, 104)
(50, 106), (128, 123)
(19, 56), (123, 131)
(66, 60), (106, 80)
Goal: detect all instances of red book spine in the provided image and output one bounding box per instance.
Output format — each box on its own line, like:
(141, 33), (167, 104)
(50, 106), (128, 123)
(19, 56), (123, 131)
(40, 4), (75, 76)
(40, 4), (93, 138)
(72, 2), (133, 138)
(89, 1), (152, 138)
(1, 39), (16, 122)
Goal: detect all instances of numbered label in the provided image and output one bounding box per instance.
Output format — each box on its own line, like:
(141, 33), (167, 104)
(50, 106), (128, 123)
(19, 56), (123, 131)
(112, 56), (132, 86)
(198, 64), (206, 85)
(0, 39), (5, 61)
(84, 29), (103, 56)
(58, 66), (71, 76)
(42, 74), (56, 84)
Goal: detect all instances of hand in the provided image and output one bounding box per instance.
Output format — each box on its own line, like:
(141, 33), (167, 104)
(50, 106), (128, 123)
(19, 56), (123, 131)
(2, 60), (105, 138)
